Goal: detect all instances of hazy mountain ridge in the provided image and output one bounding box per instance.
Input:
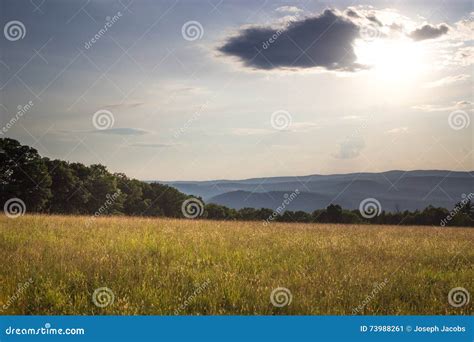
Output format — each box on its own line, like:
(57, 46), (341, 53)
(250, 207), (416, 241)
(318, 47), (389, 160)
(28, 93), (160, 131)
(154, 170), (474, 212)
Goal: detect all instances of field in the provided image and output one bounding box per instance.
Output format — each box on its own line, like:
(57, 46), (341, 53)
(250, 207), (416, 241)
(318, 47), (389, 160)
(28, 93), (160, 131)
(0, 214), (472, 315)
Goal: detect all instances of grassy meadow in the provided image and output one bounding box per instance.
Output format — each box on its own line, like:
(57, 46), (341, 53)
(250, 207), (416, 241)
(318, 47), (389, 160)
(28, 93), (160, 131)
(0, 214), (472, 315)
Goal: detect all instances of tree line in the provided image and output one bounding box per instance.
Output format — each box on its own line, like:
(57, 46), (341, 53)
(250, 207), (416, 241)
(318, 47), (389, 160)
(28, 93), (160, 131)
(1, 138), (473, 227)
(203, 202), (474, 226)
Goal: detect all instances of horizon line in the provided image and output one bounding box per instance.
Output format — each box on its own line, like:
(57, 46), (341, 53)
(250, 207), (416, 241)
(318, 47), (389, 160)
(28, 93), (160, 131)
(149, 169), (474, 183)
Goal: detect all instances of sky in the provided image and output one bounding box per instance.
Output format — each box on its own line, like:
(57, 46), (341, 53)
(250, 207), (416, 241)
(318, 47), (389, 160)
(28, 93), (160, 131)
(0, 0), (473, 181)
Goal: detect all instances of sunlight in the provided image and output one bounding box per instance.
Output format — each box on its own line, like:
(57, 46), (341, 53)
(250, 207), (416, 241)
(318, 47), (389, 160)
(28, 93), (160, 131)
(355, 38), (426, 82)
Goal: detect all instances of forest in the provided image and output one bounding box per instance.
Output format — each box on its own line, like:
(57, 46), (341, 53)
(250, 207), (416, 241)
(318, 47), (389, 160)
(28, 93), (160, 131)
(1, 138), (473, 227)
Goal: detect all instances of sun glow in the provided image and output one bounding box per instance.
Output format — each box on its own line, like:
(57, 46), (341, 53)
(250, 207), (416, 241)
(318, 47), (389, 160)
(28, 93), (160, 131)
(355, 38), (426, 82)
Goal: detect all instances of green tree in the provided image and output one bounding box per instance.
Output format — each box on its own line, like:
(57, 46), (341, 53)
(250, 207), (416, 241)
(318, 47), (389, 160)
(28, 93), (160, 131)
(0, 138), (51, 212)
(45, 159), (88, 214)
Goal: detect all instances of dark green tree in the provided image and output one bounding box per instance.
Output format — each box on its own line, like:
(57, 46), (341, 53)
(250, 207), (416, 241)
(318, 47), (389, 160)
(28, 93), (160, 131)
(0, 138), (51, 211)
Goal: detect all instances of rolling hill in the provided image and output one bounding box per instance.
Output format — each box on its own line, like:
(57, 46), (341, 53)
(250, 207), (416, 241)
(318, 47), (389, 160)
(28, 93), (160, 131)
(155, 170), (473, 212)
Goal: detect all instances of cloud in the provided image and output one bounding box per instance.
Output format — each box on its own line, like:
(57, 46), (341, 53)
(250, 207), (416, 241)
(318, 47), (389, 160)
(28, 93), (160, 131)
(275, 6), (302, 14)
(345, 8), (361, 18)
(231, 121), (318, 136)
(412, 101), (473, 112)
(103, 102), (144, 109)
(386, 127), (408, 134)
(409, 23), (449, 41)
(91, 128), (150, 135)
(333, 136), (365, 159)
(452, 14), (474, 41)
(231, 128), (273, 136)
(452, 46), (474, 66)
(288, 122), (319, 132)
(366, 15), (383, 27)
(218, 9), (363, 72)
(129, 142), (174, 148)
(424, 74), (470, 88)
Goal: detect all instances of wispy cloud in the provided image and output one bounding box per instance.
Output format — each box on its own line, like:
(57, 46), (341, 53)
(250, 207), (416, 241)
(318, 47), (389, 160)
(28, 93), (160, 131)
(386, 127), (408, 134)
(424, 74), (470, 88)
(231, 128), (273, 136)
(275, 6), (303, 14)
(288, 122), (319, 132)
(103, 102), (145, 109)
(231, 122), (318, 136)
(412, 101), (473, 112)
(129, 142), (175, 148)
(333, 136), (365, 159)
(91, 128), (150, 135)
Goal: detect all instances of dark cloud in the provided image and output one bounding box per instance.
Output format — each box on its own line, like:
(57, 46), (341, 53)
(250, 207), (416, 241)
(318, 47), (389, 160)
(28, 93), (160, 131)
(409, 23), (449, 41)
(218, 9), (363, 71)
(345, 8), (360, 18)
(366, 15), (383, 27)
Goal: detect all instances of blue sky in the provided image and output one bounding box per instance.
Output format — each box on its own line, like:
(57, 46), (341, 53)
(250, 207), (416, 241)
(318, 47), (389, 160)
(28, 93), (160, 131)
(0, 0), (472, 180)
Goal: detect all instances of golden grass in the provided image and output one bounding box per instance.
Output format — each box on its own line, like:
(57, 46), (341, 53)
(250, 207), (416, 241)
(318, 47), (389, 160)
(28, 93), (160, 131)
(0, 214), (472, 315)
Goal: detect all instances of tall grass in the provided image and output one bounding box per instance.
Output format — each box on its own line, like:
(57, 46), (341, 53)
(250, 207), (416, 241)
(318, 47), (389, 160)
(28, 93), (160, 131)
(0, 214), (472, 315)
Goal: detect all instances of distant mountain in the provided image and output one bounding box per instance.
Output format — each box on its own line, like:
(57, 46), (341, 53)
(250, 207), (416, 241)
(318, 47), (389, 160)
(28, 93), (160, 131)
(154, 170), (474, 212)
